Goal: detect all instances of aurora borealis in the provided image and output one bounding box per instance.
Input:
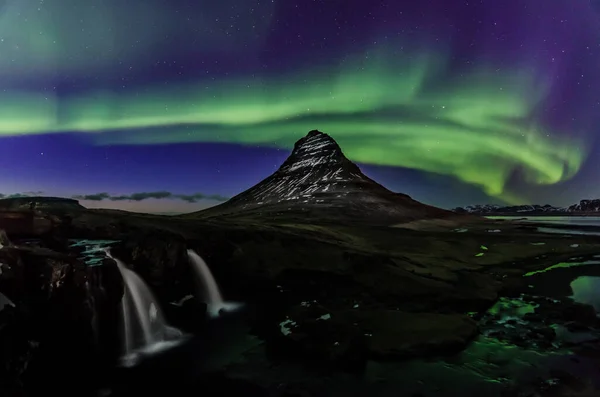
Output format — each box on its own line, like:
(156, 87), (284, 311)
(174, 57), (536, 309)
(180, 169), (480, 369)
(1, 0), (599, 212)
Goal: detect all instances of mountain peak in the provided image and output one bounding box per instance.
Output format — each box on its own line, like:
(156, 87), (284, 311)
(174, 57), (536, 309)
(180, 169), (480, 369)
(306, 129), (325, 137)
(279, 129), (349, 173)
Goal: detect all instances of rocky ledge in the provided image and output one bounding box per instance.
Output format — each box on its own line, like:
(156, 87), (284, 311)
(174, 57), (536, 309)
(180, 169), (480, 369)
(0, 230), (126, 394)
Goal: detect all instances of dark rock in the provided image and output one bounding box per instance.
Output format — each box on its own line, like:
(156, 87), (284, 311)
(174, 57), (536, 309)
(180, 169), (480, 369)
(163, 296), (209, 333)
(0, 304), (38, 396)
(444, 271), (501, 312)
(0, 212), (54, 237)
(270, 303), (369, 374)
(499, 276), (529, 297)
(0, 229), (11, 246)
(528, 326), (556, 344)
(359, 310), (479, 359)
(110, 363), (269, 397)
(38, 229), (70, 253)
(110, 230), (191, 302)
(0, 245), (124, 396)
(532, 369), (600, 396)
(561, 302), (599, 327)
(272, 304), (478, 371)
(86, 258), (125, 365)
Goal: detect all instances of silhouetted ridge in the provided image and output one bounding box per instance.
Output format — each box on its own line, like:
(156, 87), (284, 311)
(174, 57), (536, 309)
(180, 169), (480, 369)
(0, 196), (84, 211)
(188, 130), (455, 224)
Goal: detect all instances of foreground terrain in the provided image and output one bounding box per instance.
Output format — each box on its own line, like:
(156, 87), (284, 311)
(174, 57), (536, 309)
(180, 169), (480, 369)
(1, 204), (599, 397)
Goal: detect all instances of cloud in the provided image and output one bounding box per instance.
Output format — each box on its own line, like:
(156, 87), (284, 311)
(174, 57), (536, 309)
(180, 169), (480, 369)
(0, 191), (228, 204)
(109, 191), (173, 201)
(72, 192), (111, 201)
(72, 191), (229, 203)
(175, 193), (229, 202)
(0, 191), (44, 199)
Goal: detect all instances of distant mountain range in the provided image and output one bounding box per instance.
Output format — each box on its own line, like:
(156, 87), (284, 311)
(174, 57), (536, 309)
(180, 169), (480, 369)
(453, 200), (600, 215)
(187, 130), (457, 224)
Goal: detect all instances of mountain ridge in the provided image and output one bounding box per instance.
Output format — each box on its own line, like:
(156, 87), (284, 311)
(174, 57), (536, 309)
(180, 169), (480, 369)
(453, 199), (600, 215)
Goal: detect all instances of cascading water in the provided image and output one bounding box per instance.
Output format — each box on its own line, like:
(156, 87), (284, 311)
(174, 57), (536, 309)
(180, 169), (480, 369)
(105, 249), (184, 366)
(186, 249), (242, 318)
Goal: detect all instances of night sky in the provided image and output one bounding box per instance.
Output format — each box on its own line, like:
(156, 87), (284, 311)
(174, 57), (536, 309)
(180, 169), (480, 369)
(1, 0), (599, 213)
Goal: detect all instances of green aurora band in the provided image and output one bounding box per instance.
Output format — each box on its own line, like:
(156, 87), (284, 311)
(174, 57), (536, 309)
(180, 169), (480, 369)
(0, 48), (588, 203)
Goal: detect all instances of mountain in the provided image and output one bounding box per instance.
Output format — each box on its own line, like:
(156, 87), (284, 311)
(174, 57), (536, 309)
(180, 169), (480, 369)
(453, 204), (567, 215)
(187, 130), (456, 224)
(567, 199), (600, 213)
(453, 199), (600, 215)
